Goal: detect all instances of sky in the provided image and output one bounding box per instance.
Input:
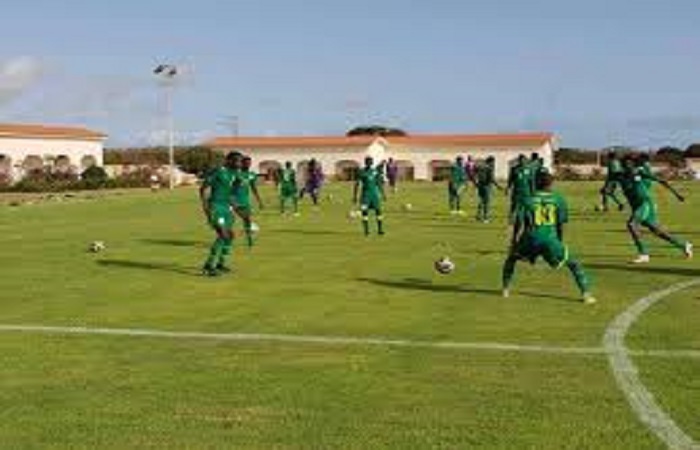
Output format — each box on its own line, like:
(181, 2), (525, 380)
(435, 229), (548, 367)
(1, 0), (700, 148)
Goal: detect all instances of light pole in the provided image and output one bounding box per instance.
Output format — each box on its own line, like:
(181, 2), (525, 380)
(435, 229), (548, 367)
(154, 64), (178, 189)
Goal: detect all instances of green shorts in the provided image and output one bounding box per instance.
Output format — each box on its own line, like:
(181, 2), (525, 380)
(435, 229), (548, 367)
(630, 202), (658, 226)
(280, 186), (297, 199)
(233, 203), (253, 218)
(361, 197), (382, 212)
(477, 185), (492, 199)
(449, 183), (465, 198)
(513, 235), (570, 269)
(209, 204), (234, 230)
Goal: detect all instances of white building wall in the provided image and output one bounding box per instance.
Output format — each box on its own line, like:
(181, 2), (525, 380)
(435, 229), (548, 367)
(0, 137), (104, 178)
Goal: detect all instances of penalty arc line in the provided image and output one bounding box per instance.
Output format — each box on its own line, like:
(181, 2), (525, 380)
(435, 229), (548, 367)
(0, 323), (698, 360)
(603, 278), (700, 450)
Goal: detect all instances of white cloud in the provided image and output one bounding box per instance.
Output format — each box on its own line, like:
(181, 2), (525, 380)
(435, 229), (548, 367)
(0, 56), (45, 106)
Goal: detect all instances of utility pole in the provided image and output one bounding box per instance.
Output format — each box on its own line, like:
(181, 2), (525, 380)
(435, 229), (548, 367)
(153, 64), (178, 189)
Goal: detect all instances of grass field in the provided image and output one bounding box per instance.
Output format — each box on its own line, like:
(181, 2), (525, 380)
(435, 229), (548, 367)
(0, 181), (699, 449)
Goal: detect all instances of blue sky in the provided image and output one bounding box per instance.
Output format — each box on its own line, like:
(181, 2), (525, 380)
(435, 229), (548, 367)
(1, 0), (700, 148)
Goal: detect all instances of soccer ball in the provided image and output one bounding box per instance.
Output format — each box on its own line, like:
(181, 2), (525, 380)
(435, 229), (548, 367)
(403, 203), (414, 212)
(348, 210), (361, 220)
(434, 256), (455, 275)
(89, 241), (106, 253)
(250, 223), (260, 234)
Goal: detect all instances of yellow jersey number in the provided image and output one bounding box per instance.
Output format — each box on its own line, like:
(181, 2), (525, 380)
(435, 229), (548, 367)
(534, 203), (557, 226)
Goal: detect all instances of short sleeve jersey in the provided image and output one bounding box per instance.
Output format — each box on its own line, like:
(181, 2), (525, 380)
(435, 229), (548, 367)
(449, 164), (466, 186)
(358, 167), (382, 201)
(475, 163), (495, 187)
(518, 191), (568, 241)
(279, 168), (297, 190)
(620, 168), (655, 207)
(232, 170), (258, 205)
(509, 164), (534, 199)
(204, 166), (237, 206)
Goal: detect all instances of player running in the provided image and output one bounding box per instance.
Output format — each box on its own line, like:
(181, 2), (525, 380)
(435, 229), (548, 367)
(473, 156), (502, 223)
(599, 151), (625, 212)
(232, 156), (264, 247)
(506, 154), (534, 222)
(277, 161), (299, 216)
(448, 156), (467, 215)
(299, 158), (324, 206)
(502, 171), (596, 304)
(199, 152), (241, 277)
(618, 155), (692, 263)
(353, 156), (386, 236)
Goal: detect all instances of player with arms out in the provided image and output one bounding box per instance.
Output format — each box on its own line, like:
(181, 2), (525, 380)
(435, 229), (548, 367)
(506, 154), (534, 222)
(619, 155), (692, 263)
(353, 156), (386, 236)
(502, 171), (596, 304)
(448, 156), (467, 215)
(277, 161), (299, 216)
(199, 152), (240, 277)
(599, 151), (625, 212)
(473, 156), (502, 223)
(232, 155), (264, 247)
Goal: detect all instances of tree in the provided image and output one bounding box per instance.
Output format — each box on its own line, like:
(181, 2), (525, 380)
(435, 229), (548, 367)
(81, 165), (109, 189)
(655, 146), (686, 168)
(554, 148), (598, 165)
(346, 125), (408, 137)
(175, 146), (223, 175)
(685, 143), (700, 158)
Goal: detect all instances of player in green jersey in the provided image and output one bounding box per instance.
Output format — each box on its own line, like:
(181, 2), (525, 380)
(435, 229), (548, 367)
(353, 156), (386, 236)
(619, 155), (692, 263)
(232, 156), (264, 247)
(506, 154), (535, 222)
(199, 152), (241, 276)
(473, 156), (502, 223)
(599, 151), (625, 212)
(637, 152), (654, 191)
(277, 161), (299, 216)
(448, 156), (467, 215)
(502, 171), (596, 304)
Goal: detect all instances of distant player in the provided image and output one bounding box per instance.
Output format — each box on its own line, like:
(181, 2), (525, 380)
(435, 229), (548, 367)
(353, 156), (386, 236)
(232, 156), (264, 247)
(599, 151), (624, 212)
(277, 161), (299, 215)
(473, 156), (502, 223)
(618, 155), (692, 263)
(199, 152), (240, 276)
(465, 155), (477, 184)
(386, 158), (399, 193)
(448, 156), (467, 215)
(506, 154), (534, 222)
(502, 171), (596, 304)
(299, 158), (324, 206)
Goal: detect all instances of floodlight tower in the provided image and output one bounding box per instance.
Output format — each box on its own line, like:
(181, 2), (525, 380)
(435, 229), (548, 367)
(153, 64), (178, 189)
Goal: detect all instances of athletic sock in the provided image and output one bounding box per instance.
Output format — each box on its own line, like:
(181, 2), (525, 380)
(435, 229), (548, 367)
(502, 256), (517, 290)
(218, 236), (233, 267)
(362, 213), (370, 236)
(377, 215), (384, 235)
(205, 237), (224, 268)
(566, 259), (590, 295)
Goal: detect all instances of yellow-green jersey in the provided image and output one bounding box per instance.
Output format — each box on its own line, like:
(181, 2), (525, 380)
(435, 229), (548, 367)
(517, 191), (568, 242)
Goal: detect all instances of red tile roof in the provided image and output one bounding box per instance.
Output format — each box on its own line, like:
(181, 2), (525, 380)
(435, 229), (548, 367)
(205, 132), (554, 149)
(0, 123), (107, 140)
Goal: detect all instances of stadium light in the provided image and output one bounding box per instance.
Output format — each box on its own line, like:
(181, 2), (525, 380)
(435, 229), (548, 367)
(153, 64), (178, 189)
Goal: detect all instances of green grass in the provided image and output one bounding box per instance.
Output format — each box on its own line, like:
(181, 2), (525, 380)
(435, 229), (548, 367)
(0, 181), (698, 449)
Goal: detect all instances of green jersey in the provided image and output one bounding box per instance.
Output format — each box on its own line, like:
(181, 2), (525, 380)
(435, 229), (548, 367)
(232, 170), (258, 206)
(607, 159), (622, 180)
(509, 164), (534, 199)
(449, 164), (466, 186)
(475, 162), (496, 187)
(358, 167), (383, 201)
(279, 168), (297, 194)
(639, 162), (654, 191)
(204, 166), (237, 206)
(518, 191), (568, 242)
(620, 168), (655, 207)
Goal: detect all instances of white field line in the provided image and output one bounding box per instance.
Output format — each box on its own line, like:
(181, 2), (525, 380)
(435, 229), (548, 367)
(0, 323), (697, 360)
(604, 278), (700, 450)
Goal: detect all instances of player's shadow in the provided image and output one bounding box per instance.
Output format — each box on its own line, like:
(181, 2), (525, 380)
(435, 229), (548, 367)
(97, 259), (197, 276)
(274, 229), (351, 236)
(140, 238), (207, 248)
(587, 262), (700, 278)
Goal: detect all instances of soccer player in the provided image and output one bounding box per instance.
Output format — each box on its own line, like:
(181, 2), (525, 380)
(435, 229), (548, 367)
(232, 156), (264, 247)
(353, 156), (386, 236)
(618, 155), (692, 263)
(599, 151), (625, 212)
(473, 156), (502, 223)
(506, 154), (534, 222)
(502, 171), (596, 304)
(637, 152), (654, 191)
(299, 158), (324, 206)
(448, 156), (467, 215)
(199, 152), (240, 277)
(277, 161), (299, 215)
(386, 158), (399, 193)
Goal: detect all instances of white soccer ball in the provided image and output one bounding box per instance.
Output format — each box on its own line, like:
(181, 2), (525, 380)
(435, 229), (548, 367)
(404, 203), (413, 212)
(250, 222), (260, 234)
(89, 241), (106, 253)
(434, 256), (455, 275)
(348, 210), (361, 220)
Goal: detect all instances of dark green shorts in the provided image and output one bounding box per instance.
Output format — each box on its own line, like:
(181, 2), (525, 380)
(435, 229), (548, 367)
(233, 203), (253, 218)
(630, 202), (658, 226)
(361, 197), (382, 212)
(513, 235), (569, 268)
(209, 204), (234, 230)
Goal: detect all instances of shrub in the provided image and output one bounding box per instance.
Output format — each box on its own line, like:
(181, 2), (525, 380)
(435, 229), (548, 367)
(554, 166), (583, 181)
(81, 166), (109, 189)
